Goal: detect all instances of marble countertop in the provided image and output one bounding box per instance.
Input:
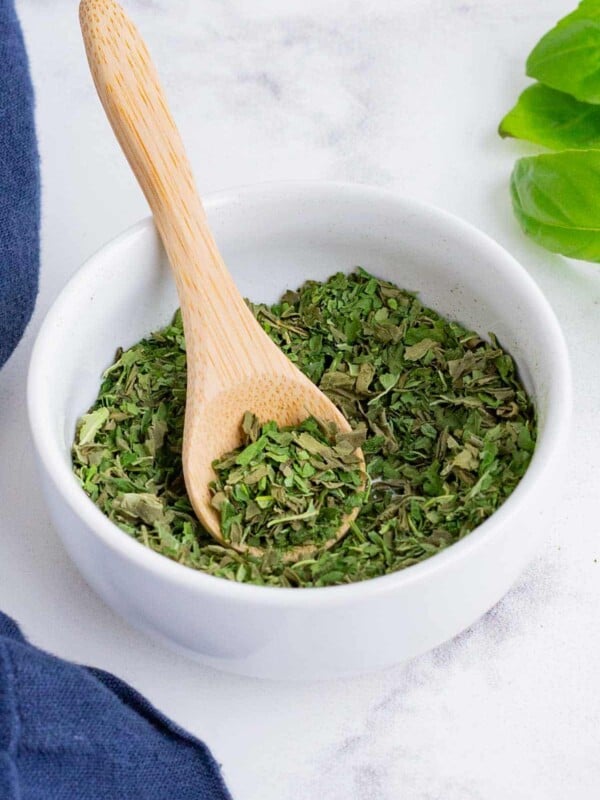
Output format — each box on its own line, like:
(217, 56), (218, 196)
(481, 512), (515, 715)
(2, 1), (598, 797)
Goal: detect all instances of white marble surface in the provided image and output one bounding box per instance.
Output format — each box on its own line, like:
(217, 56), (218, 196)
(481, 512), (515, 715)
(2, 0), (599, 797)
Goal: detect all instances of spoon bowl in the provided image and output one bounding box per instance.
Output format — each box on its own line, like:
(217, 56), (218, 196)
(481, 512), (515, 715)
(186, 375), (363, 560)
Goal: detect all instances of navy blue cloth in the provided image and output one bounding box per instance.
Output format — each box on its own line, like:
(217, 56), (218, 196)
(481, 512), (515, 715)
(0, 0), (39, 369)
(0, 613), (233, 799)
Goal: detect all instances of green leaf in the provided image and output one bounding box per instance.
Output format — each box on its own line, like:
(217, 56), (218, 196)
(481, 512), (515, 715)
(510, 149), (600, 261)
(404, 338), (437, 362)
(499, 83), (600, 149)
(234, 435), (268, 466)
(77, 407), (109, 445)
(526, 0), (600, 104)
(378, 372), (400, 390)
(113, 492), (169, 526)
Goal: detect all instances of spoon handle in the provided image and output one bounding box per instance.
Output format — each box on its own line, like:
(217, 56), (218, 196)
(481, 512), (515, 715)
(79, 0), (282, 391)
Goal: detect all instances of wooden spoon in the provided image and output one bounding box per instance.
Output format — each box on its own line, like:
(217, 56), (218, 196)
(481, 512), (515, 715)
(79, 0), (365, 560)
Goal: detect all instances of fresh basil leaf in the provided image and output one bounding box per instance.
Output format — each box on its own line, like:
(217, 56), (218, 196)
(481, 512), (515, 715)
(526, 0), (600, 104)
(500, 83), (600, 149)
(511, 149), (600, 261)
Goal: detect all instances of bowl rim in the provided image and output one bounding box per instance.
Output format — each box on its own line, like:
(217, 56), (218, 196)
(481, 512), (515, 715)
(28, 179), (573, 607)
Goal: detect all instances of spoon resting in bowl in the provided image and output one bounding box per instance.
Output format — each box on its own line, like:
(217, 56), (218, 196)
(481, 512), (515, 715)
(79, 0), (365, 560)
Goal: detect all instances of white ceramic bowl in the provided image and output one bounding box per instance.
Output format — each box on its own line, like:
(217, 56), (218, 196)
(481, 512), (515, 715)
(28, 182), (571, 680)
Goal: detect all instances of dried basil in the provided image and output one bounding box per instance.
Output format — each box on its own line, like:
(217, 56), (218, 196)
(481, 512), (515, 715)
(72, 269), (536, 587)
(210, 413), (365, 551)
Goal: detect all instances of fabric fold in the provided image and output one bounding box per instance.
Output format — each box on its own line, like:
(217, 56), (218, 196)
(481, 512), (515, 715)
(0, 0), (40, 369)
(0, 612), (232, 799)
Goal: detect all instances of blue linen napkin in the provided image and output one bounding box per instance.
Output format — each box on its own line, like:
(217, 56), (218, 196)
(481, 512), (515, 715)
(0, 3), (232, 797)
(0, 0), (40, 369)
(0, 613), (233, 799)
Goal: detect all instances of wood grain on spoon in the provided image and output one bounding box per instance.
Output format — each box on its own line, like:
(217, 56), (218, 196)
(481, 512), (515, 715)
(79, 0), (365, 560)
